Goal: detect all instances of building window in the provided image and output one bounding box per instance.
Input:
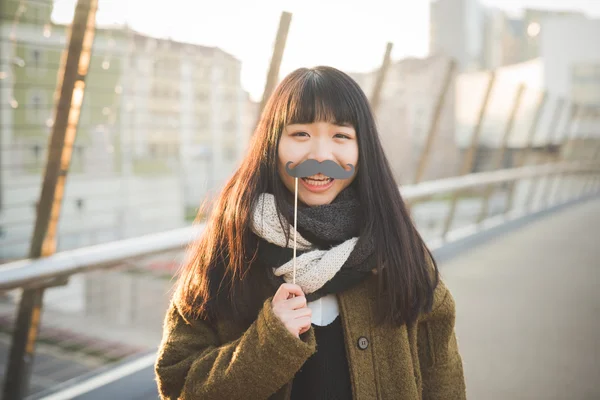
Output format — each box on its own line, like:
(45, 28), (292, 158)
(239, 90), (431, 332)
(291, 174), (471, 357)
(32, 144), (42, 163)
(33, 50), (41, 68)
(27, 91), (45, 123)
(27, 48), (45, 77)
(32, 94), (41, 116)
(75, 198), (85, 211)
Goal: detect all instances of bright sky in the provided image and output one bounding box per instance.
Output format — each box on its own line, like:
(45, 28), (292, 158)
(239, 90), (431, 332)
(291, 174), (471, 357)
(50, 0), (600, 101)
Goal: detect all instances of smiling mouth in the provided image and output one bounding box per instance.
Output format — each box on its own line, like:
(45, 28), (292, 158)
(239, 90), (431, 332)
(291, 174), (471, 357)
(300, 173), (334, 186)
(301, 177), (334, 186)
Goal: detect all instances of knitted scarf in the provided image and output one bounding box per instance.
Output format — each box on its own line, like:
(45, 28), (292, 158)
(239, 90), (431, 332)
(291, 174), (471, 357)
(250, 185), (377, 302)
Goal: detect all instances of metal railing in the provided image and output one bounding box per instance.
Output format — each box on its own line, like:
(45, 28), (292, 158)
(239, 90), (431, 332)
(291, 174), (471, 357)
(0, 158), (598, 399)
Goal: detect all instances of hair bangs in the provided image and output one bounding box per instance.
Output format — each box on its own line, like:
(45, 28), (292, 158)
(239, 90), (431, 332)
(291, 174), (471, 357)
(284, 70), (358, 128)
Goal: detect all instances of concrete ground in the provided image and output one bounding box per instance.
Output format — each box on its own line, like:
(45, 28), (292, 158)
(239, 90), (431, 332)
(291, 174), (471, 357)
(442, 197), (600, 400)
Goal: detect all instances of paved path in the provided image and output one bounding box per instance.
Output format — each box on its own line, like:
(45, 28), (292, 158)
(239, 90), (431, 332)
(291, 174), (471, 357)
(442, 197), (600, 400)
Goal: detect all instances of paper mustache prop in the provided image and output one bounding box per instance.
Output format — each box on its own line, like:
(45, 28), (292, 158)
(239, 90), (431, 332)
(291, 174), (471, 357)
(285, 159), (355, 285)
(285, 159), (355, 179)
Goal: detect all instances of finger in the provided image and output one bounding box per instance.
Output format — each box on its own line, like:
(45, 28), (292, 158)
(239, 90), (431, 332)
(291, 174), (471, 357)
(273, 283), (305, 302)
(299, 325), (311, 335)
(290, 316), (312, 332)
(283, 295), (307, 310)
(289, 307), (312, 319)
(279, 307), (311, 324)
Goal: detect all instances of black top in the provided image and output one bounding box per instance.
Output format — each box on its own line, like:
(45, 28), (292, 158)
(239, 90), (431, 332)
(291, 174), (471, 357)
(290, 316), (353, 400)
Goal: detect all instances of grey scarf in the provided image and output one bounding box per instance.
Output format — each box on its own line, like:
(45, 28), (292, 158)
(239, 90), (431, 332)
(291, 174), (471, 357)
(251, 185), (377, 302)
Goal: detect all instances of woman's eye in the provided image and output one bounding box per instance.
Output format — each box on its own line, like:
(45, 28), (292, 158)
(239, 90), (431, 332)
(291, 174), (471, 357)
(292, 131), (309, 137)
(334, 133), (351, 139)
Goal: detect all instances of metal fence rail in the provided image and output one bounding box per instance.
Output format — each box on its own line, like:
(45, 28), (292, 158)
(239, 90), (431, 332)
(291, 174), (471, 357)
(2, 160), (599, 291)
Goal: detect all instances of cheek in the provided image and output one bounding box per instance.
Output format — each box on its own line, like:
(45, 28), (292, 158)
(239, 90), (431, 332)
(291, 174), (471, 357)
(279, 140), (306, 164)
(340, 143), (359, 170)
(344, 144), (359, 183)
(277, 138), (299, 184)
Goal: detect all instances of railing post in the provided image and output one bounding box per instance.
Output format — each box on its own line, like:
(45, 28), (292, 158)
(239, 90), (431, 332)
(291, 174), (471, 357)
(256, 11), (292, 122)
(369, 42), (394, 116)
(2, 1), (98, 398)
(443, 71), (495, 238)
(414, 59), (456, 184)
(542, 101), (575, 207)
(514, 91), (548, 212)
(582, 107), (600, 195)
(538, 98), (566, 207)
(553, 103), (582, 204)
(478, 83), (526, 223)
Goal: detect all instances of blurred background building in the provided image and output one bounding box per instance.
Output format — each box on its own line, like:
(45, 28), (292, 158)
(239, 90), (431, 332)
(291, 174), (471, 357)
(1, 0), (257, 259)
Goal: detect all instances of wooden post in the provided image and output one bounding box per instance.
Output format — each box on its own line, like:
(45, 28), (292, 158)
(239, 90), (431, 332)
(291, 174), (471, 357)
(369, 42), (393, 115)
(2, 1), (98, 398)
(477, 83), (525, 223)
(568, 106), (592, 200)
(257, 11), (292, 120)
(460, 71), (497, 175)
(414, 59), (456, 184)
(511, 91), (548, 213)
(442, 71), (495, 238)
(543, 101), (574, 207)
(592, 107), (600, 160)
(544, 98), (567, 155)
(538, 98), (566, 207)
(560, 103), (580, 158)
(553, 103), (581, 204)
(520, 92), (548, 167)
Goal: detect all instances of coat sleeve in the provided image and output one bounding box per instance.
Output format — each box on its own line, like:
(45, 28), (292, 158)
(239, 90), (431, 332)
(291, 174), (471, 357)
(417, 282), (467, 400)
(154, 297), (316, 400)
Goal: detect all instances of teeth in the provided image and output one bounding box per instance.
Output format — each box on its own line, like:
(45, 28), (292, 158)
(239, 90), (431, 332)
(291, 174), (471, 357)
(302, 177), (333, 186)
(306, 174), (328, 180)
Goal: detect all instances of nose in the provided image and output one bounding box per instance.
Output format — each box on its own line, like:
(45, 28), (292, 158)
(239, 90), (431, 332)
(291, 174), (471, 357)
(308, 137), (334, 163)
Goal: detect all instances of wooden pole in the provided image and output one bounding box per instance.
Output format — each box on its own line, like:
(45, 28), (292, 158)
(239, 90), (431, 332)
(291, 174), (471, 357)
(257, 11), (292, 120)
(2, 1), (98, 398)
(477, 83), (525, 223)
(414, 59), (456, 184)
(539, 98), (568, 208)
(369, 42), (394, 115)
(442, 71), (495, 238)
(460, 71), (496, 175)
(510, 91), (548, 213)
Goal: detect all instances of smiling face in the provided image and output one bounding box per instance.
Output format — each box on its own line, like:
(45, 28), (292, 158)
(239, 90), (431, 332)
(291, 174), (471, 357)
(278, 121), (359, 206)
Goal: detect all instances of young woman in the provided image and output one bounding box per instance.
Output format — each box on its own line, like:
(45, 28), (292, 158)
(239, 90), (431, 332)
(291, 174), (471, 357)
(155, 66), (466, 399)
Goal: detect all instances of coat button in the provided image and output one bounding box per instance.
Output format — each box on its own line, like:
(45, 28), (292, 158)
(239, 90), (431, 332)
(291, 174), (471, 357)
(357, 336), (369, 350)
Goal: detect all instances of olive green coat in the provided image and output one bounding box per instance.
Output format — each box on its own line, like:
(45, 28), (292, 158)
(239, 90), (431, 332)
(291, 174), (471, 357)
(154, 274), (466, 399)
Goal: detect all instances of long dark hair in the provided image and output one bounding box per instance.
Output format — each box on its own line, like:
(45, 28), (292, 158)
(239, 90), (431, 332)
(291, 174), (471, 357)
(174, 66), (439, 327)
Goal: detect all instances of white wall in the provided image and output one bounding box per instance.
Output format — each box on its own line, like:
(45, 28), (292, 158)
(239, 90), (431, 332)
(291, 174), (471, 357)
(540, 17), (600, 99)
(430, 0), (485, 72)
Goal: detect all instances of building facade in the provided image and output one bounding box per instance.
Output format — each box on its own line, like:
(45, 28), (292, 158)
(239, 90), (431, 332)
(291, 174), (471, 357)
(0, 0), (254, 260)
(430, 0), (486, 72)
